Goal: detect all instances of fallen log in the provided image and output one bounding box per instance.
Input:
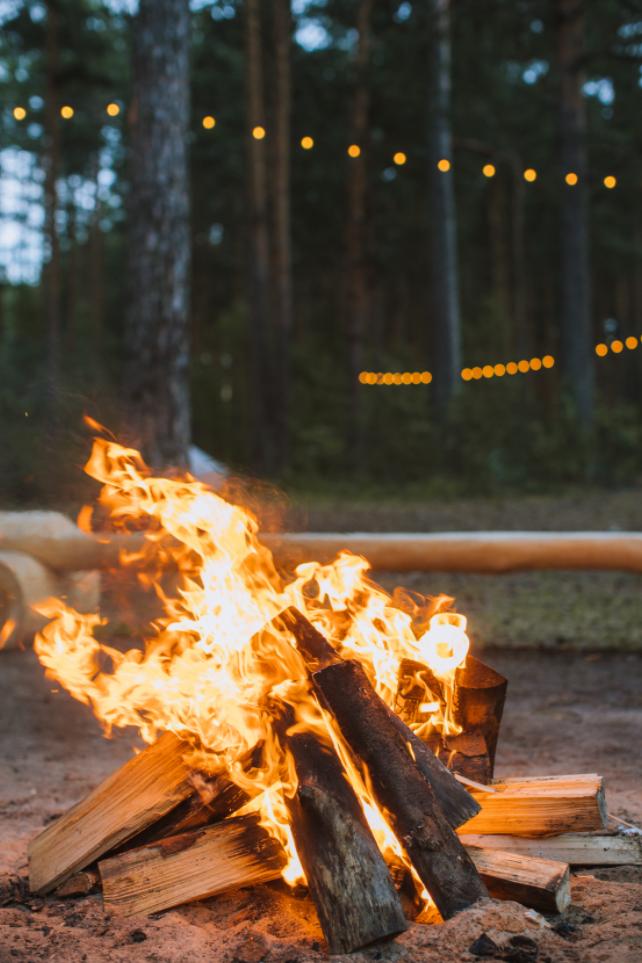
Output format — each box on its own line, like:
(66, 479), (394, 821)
(280, 607), (486, 919)
(29, 732), (194, 894)
(460, 831), (642, 866)
(467, 847), (570, 914)
(461, 774), (607, 836)
(100, 815), (285, 918)
(284, 726), (407, 954)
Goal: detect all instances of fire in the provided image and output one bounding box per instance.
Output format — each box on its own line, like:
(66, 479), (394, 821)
(33, 434), (471, 896)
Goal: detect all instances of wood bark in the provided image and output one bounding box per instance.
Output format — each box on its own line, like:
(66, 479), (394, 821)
(43, 0), (62, 404)
(100, 815), (285, 918)
(555, 0), (594, 429)
(427, 0), (461, 411)
(28, 733), (193, 894)
(126, 0), (191, 467)
(284, 727), (407, 954)
(461, 773), (607, 836)
(245, 0), (275, 473)
(346, 0), (374, 464)
(280, 608), (486, 919)
(459, 831), (642, 867)
(272, 0), (293, 471)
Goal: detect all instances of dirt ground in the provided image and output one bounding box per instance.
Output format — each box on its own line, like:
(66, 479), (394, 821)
(1, 645), (641, 963)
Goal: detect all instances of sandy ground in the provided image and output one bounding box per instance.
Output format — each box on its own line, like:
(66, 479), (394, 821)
(1, 646), (641, 963)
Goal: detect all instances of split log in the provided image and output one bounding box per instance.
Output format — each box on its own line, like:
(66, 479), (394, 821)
(467, 847), (570, 914)
(284, 727), (407, 954)
(460, 831), (642, 867)
(453, 655), (507, 772)
(100, 815), (285, 918)
(280, 607), (486, 919)
(461, 774), (607, 836)
(29, 732), (194, 894)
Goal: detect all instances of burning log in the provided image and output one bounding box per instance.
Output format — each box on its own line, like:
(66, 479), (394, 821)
(467, 847), (571, 914)
(100, 815), (285, 918)
(29, 733), (194, 894)
(280, 607), (487, 919)
(461, 774), (607, 836)
(283, 726), (407, 954)
(460, 831), (642, 867)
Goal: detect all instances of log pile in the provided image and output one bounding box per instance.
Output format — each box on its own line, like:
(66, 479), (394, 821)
(28, 609), (624, 956)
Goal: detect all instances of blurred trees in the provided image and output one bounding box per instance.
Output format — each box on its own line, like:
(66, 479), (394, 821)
(0, 0), (641, 500)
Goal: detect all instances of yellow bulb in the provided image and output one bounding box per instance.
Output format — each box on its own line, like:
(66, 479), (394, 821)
(625, 336), (638, 350)
(401, 372), (412, 384)
(611, 339), (623, 353)
(518, 359), (530, 373)
(382, 372), (393, 385)
(565, 172), (578, 186)
(411, 372), (421, 384)
(506, 361), (518, 375)
(482, 364), (494, 378)
(252, 125), (266, 140)
(471, 366), (483, 380)
(420, 371), (432, 384)
(347, 144), (361, 158)
(461, 368), (472, 381)
(482, 163), (496, 178)
(595, 343), (608, 357)
(603, 175), (616, 189)
(106, 102), (120, 117)
(13, 106), (27, 121)
(542, 355), (555, 368)
(530, 357), (542, 371)
(60, 105), (74, 119)
(202, 115), (216, 129)
(358, 371), (368, 384)
(393, 151), (407, 166)
(494, 363), (506, 377)
(523, 168), (537, 182)
(300, 135), (314, 150)
(437, 158), (451, 173)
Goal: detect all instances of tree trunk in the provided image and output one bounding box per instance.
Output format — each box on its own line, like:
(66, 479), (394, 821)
(126, 0), (191, 467)
(555, 0), (594, 430)
(43, 0), (62, 405)
(428, 0), (461, 411)
(88, 158), (104, 375)
(272, 0), (293, 472)
(345, 0), (373, 465)
(245, 0), (275, 473)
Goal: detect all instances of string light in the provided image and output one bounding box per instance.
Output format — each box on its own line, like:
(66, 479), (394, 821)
(202, 115), (216, 129)
(252, 125), (266, 140)
(393, 151), (407, 166)
(347, 144), (361, 158)
(542, 355), (555, 368)
(595, 337), (640, 357)
(506, 362), (518, 375)
(437, 158), (451, 172)
(482, 163), (496, 178)
(595, 343), (608, 357)
(300, 135), (314, 150)
(565, 172), (578, 186)
(359, 370), (432, 385)
(523, 168), (537, 182)
(611, 339), (623, 353)
(625, 336), (638, 350)
(13, 106), (27, 121)
(60, 105), (74, 119)
(460, 355), (555, 382)
(106, 102), (120, 117)
(603, 175), (617, 189)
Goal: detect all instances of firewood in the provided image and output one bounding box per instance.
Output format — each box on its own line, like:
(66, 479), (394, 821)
(280, 607), (487, 919)
(29, 733), (194, 894)
(466, 847), (571, 914)
(453, 655), (507, 772)
(284, 727), (407, 954)
(100, 815), (285, 918)
(263, 531), (642, 574)
(460, 831), (642, 866)
(53, 868), (100, 898)
(461, 774), (607, 836)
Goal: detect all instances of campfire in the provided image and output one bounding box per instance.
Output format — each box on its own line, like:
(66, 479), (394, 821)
(27, 433), (610, 954)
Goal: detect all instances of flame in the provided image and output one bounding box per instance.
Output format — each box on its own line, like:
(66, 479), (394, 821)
(34, 435), (471, 903)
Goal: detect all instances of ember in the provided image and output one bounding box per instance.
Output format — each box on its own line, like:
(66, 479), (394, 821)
(27, 432), (611, 954)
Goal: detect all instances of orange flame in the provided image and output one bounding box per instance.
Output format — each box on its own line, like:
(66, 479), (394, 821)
(34, 435), (471, 896)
